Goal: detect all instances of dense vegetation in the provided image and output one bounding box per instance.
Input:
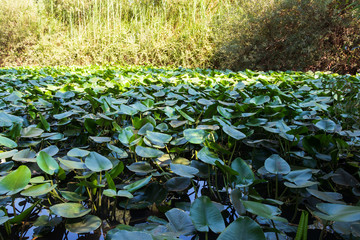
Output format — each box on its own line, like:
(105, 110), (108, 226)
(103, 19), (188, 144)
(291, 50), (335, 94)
(1, 0), (359, 74)
(0, 66), (359, 239)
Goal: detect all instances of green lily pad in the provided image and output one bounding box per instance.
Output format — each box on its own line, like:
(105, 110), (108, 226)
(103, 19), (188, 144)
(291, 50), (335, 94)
(0, 135), (17, 148)
(264, 154), (290, 175)
(36, 151), (59, 175)
(0, 165), (31, 195)
(218, 217), (265, 240)
(135, 146), (164, 158)
(183, 129), (208, 144)
(65, 215), (101, 233)
(85, 152), (113, 172)
(50, 203), (91, 218)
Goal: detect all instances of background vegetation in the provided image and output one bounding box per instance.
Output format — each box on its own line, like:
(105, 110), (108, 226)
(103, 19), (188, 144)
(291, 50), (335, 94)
(1, 0), (359, 74)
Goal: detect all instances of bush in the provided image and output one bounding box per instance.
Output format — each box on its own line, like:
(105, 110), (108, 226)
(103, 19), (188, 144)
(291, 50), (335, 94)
(213, 0), (360, 74)
(0, 0), (40, 65)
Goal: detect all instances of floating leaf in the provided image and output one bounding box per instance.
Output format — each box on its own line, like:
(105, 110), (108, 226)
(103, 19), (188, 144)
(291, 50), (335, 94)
(0, 165), (31, 195)
(0, 135), (17, 148)
(85, 152), (113, 172)
(50, 203), (91, 218)
(67, 148), (90, 158)
(183, 129), (208, 144)
(218, 217), (265, 240)
(21, 127), (44, 138)
(197, 147), (223, 165)
(135, 146), (164, 158)
(170, 163), (199, 178)
(36, 151), (59, 175)
(314, 203), (360, 222)
(223, 125), (246, 140)
(21, 183), (57, 197)
(124, 175), (152, 193)
(264, 154), (290, 175)
(190, 196), (225, 233)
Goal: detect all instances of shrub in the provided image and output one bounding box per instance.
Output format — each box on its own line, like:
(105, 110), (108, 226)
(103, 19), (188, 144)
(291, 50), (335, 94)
(213, 0), (360, 74)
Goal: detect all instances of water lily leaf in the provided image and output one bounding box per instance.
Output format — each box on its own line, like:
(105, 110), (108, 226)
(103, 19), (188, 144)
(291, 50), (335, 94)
(223, 125), (246, 140)
(127, 162), (154, 174)
(146, 131), (172, 145)
(36, 151), (59, 175)
(39, 114), (50, 131)
(60, 191), (88, 201)
(118, 128), (134, 146)
(138, 122), (154, 135)
(231, 158), (254, 187)
(89, 136), (111, 143)
(65, 215), (101, 233)
(166, 208), (196, 236)
(170, 163), (199, 178)
(169, 120), (187, 128)
(183, 129), (208, 144)
(332, 168), (359, 187)
(0, 161), (14, 173)
(0, 149), (18, 159)
(175, 107), (195, 122)
(284, 181), (319, 188)
(217, 106), (232, 119)
(67, 148), (90, 158)
(55, 91), (75, 99)
(58, 158), (87, 170)
(218, 216), (266, 240)
(124, 175), (152, 193)
(156, 123), (168, 132)
(135, 146), (164, 158)
(85, 152), (113, 172)
(0, 135), (17, 148)
(242, 200), (287, 223)
(166, 177), (191, 191)
(250, 95), (270, 105)
(107, 144), (128, 158)
(197, 147), (223, 165)
(39, 145), (59, 157)
(21, 127), (44, 138)
(284, 169), (312, 185)
(106, 230), (153, 240)
(307, 189), (343, 204)
(21, 183), (57, 197)
(264, 154), (290, 175)
(315, 119), (336, 132)
(314, 203), (360, 222)
(50, 203), (91, 218)
(0, 165), (31, 195)
(12, 149), (36, 162)
(190, 196), (225, 233)
(119, 104), (138, 115)
(230, 189), (246, 215)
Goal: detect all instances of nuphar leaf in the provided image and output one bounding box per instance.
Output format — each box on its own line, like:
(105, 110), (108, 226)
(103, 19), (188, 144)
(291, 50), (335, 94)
(21, 183), (57, 197)
(85, 152), (113, 172)
(124, 175), (152, 193)
(146, 131), (172, 145)
(315, 119), (336, 132)
(197, 147), (223, 165)
(231, 158), (254, 187)
(0, 165), (31, 195)
(166, 208), (196, 236)
(314, 203), (360, 222)
(223, 125), (246, 140)
(67, 148), (90, 158)
(170, 163), (199, 178)
(183, 129), (208, 144)
(218, 217), (266, 240)
(242, 200), (287, 223)
(66, 215), (101, 233)
(264, 154), (290, 175)
(36, 151), (59, 175)
(50, 203), (91, 218)
(190, 196), (225, 233)
(135, 146), (164, 158)
(0, 135), (17, 148)
(21, 127), (44, 138)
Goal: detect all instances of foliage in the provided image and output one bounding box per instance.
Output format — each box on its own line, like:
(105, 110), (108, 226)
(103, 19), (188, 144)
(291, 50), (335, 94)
(0, 66), (359, 239)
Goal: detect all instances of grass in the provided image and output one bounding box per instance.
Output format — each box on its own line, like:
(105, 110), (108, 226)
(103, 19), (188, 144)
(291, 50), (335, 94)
(1, 0), (359, 74)
(0, 0), (236, 67)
